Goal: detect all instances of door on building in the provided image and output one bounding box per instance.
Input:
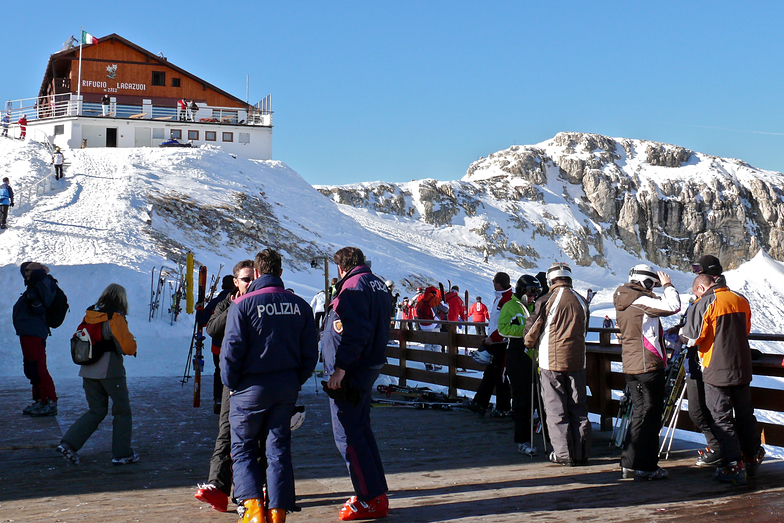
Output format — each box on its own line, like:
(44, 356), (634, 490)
(135, 127), (151, 147)
(106, 128), (118, 147)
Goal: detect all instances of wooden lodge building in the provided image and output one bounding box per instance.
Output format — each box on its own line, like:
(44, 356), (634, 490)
(10, 34), (272, 160)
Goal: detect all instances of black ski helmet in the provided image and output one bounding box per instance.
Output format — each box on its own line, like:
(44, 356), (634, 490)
(515, 274), (542, 299)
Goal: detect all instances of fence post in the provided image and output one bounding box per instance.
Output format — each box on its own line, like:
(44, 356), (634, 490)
(398, 327), (407, 388)
(586, 351), (613, 431)
(447, 324), (458, 397)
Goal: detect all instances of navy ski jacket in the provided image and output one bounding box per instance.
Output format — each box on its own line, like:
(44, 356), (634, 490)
(321, 265), (392, 376)
(13, 270), (57, 339)
(220, 274), (318, 391)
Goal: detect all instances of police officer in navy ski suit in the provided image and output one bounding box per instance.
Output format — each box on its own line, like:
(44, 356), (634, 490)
(323, 247), (392, 521)
(221, 249), (319, 523)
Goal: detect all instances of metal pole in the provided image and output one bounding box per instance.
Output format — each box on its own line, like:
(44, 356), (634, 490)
(77, 28), (83, 105)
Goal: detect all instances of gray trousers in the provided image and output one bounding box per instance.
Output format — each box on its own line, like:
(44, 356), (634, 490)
(61, 377), (133, 459)
(540, 368), (592, 462)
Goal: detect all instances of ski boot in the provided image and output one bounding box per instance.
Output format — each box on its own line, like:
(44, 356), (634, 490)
(695, 447), (721, 467)
(112, 449), (140, 465)
(29, 400), (57, 417)
(634, 467), (668, 481)
(266, 508), (286, 523)
(339, 493), (389, 521)
(713, 461), (747, 485)
(22, 400), (44, 415)
(56, 443), (80, 465)
(195, 483), (229, 512)
(517, 442), (537, 456)
(744, 446), (766, 478)
(239, 498), (265, 523)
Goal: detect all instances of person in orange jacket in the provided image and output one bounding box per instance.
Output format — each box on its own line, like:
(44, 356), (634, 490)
(57, 283), (138, 466)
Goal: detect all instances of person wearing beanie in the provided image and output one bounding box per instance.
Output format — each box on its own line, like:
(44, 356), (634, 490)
(13, 262), (60, 416)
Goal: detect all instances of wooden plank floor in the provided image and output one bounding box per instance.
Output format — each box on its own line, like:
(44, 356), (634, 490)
(1, 376), (782, 522)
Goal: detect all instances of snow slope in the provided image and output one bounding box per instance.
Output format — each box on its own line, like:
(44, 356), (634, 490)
(2, 137), (784, 381)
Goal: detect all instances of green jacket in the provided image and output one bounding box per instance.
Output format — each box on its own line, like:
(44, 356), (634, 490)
(498, 295), (533, 350)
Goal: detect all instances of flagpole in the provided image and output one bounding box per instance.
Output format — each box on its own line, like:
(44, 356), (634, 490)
(77, 27), (83, 113)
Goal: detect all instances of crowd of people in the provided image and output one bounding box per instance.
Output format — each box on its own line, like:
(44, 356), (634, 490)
(10, 248), (766, 522)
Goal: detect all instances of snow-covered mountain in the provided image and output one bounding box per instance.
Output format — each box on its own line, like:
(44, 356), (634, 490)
(1, 133), (784, 381)
(317, 132), (784, 273)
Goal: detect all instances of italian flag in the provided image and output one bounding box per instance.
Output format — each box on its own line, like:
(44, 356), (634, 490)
(81, 30), (98, 45)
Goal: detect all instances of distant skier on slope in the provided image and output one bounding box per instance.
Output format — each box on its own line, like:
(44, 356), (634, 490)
(0, 177), (14, 229)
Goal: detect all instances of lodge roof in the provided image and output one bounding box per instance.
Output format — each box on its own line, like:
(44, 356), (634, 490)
(38, 33), (248, 107)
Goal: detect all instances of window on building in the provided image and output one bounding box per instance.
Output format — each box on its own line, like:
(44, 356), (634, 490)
(54, 125), (64, 136)
(222, 132), (234, 142)
(239, 133), (250, 144)
(205, 131), (216, 141)
(153, 128), (165, 139)
(171, 129), (182, 139)
(152, 71), (166, 86)
(188, 130), (199, 140)
(172, 78), (181, 87)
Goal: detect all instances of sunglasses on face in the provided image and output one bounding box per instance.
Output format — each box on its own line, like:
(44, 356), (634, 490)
(238, 276), (254, 283)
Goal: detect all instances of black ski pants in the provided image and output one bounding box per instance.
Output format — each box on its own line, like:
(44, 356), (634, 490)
(474, 342), (511, 411)
(212, 353), (223, 405)
(505, 347), (533, 443)
(686, 376), (720, 451)
(704, 382), (760, 465)
(621, 369), (665, 473)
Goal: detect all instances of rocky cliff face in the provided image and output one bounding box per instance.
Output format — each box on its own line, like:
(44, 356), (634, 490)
(316, 132), (784, 271)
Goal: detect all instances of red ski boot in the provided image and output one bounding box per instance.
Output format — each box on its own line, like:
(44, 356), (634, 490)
(194, 483), (229, 512)
(339, 493), (389, 521)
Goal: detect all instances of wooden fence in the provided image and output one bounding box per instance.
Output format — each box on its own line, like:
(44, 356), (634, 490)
(383, 320), (784, 447)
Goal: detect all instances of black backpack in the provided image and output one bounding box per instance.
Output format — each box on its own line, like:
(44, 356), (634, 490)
(46, 277), (69, 328)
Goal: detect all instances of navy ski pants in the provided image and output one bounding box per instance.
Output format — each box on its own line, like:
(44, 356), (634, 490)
(229, 371), (298, 509)
(329, 367), (388, 502)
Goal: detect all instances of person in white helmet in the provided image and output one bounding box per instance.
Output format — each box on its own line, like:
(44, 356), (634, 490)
(614, 264), (680, 481)
(524, 262), (591, 466)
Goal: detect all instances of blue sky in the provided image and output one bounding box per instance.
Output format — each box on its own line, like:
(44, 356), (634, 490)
(4, 1), (784, 186)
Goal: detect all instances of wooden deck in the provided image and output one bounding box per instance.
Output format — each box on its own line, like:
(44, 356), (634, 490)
(1, 376), (783, 522)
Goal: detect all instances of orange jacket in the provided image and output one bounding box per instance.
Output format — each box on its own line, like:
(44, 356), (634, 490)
(83, 309), (137, 356)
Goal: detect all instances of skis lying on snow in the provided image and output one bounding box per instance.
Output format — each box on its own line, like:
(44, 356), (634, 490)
(374, 384), (472, 410)
(372, 397), (473, 411)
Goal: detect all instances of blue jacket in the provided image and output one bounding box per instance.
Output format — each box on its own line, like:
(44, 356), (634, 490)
(321, 265), (392, 377)
(0, 183), (13, 206)
(220, 274), (318, 391)
(13, 271), (57, 338)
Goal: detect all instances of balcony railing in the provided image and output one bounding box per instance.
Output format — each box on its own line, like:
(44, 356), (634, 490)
(3, 95), (272, 127)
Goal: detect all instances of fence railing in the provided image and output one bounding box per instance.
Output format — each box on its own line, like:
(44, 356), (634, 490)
(4, 96), (272, 127)
(384, 320), (784, 448)
(17, 165), (56, 209)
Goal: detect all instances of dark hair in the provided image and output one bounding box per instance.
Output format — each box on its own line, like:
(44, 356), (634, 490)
(493, 272), (510, 289)
(2, 177), (8, 183)
(233, 259), (254, 277)
(255, 248), (282, 276)
(334, 246), (365, 273)
(221, 274), (236, 291)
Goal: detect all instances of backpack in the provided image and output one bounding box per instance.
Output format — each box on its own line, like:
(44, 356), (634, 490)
(70, 313), (114, 365)
(46, 277), (69, 328)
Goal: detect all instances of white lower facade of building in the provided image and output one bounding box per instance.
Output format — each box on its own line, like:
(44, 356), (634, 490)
(27, 116), (272, 160)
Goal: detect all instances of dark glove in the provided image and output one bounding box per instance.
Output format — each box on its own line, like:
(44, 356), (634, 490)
(10, 203), (13, 207)
(321, 380), (361, 406)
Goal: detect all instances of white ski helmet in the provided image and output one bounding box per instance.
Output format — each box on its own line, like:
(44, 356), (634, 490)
(472, 349), (493, 365)
(629, 264), (661, 290)
(546, 262), (572, 287)
(290, 405), (306, 431)
(385, 280), (394, 288)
